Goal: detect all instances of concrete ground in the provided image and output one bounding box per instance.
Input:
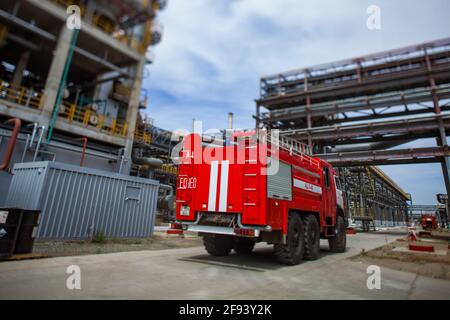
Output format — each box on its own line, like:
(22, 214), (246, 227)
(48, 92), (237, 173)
(0, 232), (449, 299)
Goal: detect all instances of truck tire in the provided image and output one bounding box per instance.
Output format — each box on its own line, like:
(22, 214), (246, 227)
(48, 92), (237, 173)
(274, 213), (305, 265)
(203, 235), (233, 256)
(303, 214), (320, 260)
(233, 237), (255, 254)
(328, 215), (347, 253)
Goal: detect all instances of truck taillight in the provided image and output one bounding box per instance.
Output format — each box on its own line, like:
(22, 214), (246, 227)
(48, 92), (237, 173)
(180, 206), (190, 216)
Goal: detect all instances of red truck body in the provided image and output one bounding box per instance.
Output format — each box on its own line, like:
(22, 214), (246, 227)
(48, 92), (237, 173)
(421, 214), (438, 230)
(176, 131), (346, 264)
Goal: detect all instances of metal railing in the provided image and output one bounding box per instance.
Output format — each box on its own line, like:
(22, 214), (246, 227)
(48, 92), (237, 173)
(161, 164), (178, 175)
(134, 129), (152, 145)
(268, 133), (321, 168)
(59, 101), (128, 137)
(0, 78), (128, 138)
(51, 0), (152, 53)
(0, 80), (44, 109)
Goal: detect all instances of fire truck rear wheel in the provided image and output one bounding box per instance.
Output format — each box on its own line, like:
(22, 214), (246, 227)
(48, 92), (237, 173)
(203, 235), (233, 256)
(274, 213), (305, 265)
(303, 214), (320, 260)
(233, 237), (255, 254)
(328, 215), (347, 253)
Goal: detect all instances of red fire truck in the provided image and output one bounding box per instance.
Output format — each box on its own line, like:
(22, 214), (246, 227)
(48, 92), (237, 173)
(176, 131), (347, 265)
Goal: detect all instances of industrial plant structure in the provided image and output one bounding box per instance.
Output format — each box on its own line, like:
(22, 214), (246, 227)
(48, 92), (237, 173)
(0, 0), (175, 238)
(256, 38), (450, 228)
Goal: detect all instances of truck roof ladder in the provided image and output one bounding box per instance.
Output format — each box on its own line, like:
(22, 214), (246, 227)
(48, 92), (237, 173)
(267, 132), (320, 168)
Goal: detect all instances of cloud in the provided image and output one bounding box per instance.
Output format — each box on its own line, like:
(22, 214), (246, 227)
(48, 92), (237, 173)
(142, 0), (450, 203)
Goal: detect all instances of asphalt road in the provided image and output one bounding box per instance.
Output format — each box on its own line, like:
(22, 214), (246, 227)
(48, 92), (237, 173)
(1, 232), (449, 299)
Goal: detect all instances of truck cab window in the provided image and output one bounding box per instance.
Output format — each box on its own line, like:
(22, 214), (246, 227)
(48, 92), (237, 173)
(324, 167), (330, 189)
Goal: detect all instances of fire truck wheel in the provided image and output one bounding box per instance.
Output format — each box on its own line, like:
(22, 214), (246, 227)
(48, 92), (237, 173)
(233, 237), (255, 254)
(303, 214), (320, 260)
(274, 213), (305, 265)
(203, 235), (233, 256)
(328, 215), (347, 253)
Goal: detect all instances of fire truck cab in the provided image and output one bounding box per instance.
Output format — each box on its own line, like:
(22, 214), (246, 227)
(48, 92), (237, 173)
(176, 131), (347, 265)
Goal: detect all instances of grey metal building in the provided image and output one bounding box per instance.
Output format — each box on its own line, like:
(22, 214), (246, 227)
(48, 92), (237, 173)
(6, 161), (159, 239)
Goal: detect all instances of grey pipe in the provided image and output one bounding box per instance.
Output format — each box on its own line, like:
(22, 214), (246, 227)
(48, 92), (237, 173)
(158, 183), (175, 210)
(26, 122), (38, 149)
(21, 134), (30, 162)
(132, 149), (164, 168)
(237, 214), (272, 232)
(159, 183), (174, 196)
(331, 139), (415, 153)
(33, 125), (46, 162)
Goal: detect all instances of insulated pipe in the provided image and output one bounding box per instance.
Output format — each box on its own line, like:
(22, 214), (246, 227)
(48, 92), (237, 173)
(75, 137), (88, 167)
(132, 149), (164, 168)
(26, 122), (38, 149)
(21, 134), (30, 162)
(0, 118), (21, 171)
(158, 183), (175, 211)
(133, 157), (164, 168)
(33, 126), (46, 162)
(159, 183), (174, 196)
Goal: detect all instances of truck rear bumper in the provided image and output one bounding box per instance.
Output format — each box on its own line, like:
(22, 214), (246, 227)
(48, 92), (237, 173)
(186, 224), (261, 237)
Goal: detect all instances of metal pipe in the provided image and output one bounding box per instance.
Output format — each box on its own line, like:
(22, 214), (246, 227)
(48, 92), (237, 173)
(159, 183), (174, 196)
(21, 134), (30, 162)
(118, 148), (128, 174)
(26, 122), (38, 149)
(75, 137), (88, 167)
(237, 214), (272, 232)
(0, 118), (21, 171)
(227, 112), (233, 130)
(47, 28), (80, 144)
(33, 126), (46, 162)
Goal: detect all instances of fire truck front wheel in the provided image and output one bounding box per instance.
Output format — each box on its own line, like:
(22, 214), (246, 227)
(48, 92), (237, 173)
(274, 213), (305, 265)
(203, 235), (234, 256)
(328, 215), (347, 253)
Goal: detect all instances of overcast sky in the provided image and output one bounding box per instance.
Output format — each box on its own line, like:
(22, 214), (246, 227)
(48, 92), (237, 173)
(142, 0), (450, 205)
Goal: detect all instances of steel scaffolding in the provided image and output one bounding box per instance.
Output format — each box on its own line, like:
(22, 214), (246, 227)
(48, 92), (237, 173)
(256, 37), (450, 227)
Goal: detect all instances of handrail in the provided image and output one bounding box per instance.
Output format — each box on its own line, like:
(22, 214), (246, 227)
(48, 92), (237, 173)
(0, 80), (44, 109)
(268, 134), (320, 168)
(57, 99), (128, 138)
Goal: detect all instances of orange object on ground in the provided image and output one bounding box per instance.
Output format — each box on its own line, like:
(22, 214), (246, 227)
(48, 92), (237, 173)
(409, 244), (435, 252)
(166, 223), (184, 235)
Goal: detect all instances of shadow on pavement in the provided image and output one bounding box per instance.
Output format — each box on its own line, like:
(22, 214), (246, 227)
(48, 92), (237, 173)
(179, 244), (339, 272)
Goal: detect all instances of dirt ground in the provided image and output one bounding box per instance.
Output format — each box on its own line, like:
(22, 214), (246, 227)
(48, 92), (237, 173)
(351, 235), (450, 280)
(31, 232), (203, 258)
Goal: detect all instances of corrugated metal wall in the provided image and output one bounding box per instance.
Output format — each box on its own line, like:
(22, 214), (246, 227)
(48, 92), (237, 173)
(267, 159), (292, 200)
(5, 162), (159, 239)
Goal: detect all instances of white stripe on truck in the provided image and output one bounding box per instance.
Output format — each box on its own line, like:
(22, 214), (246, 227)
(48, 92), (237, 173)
(208, 161), (219, 211)
(293, 178), (322, 195)
(218, 160), (229, 212)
